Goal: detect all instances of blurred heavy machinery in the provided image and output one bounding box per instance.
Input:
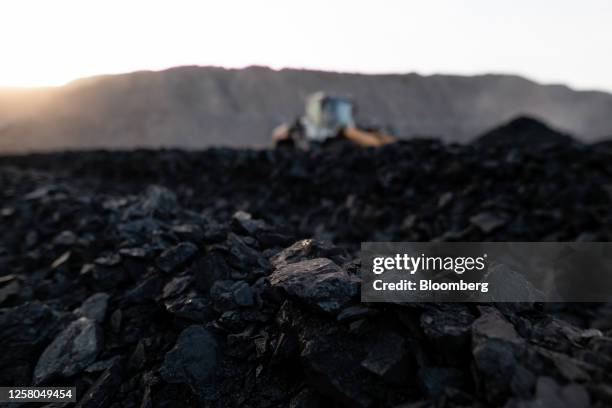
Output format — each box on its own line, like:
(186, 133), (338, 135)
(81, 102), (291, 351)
(272, 92), (397, 148)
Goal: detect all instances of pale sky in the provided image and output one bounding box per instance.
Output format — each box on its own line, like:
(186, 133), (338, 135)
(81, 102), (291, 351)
(1, 0), (611, 91)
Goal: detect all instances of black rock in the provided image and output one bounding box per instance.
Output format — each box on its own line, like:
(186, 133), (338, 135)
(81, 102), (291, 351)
(119, 247), (149, 259)
(477, 116), (575, 148)
(337, 305), (378, 323)
(505, 376), (589, 408)
(34, 317), (103, 384)
(231, 210), (268, 236)
(160, 325), (219, 390)
(420, 305), (475, 365)
(122, 274), (162, 304)
(83, 260), (127, 291)
(0, 302), (62, 385)
(360, 330), (413, 385)
(164, 293), (210, 322)
(289, 388), (326, 408)
(76, 358), (124, 408)
(162, 276), (192, 299)
(171, 224), (205, 242)
(210, 280), (238, 312)
(53, 230), (78, 247)
(136, 185), (178, 218)
(291, 313), (374, 406)
(471, 309), (525, 405)
(75, 293), (110, 323)
(418, 366), (467, 398)
(192, 252), (232, 295)
(226, 233), (269, 273)
(470, 211), (508, 233)
(270, 239), (346, 269)
(269, 258), (357, 314)
(157, 242), (198, 274)
(231, 281), (254, 307)
(472, 307), (523, 345)
(0, 276), (21, 306)
(85, 356), (122, 373)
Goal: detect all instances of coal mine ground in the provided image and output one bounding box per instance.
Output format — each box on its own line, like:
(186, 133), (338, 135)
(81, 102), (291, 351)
(2, 121), (612, 407)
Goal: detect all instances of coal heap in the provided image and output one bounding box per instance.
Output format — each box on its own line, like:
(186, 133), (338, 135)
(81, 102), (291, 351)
(2, 131), (612, 407)
(477, 116), (575, 147)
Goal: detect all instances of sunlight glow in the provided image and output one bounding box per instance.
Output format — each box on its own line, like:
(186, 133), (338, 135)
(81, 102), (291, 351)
(1, 0), (611, 90)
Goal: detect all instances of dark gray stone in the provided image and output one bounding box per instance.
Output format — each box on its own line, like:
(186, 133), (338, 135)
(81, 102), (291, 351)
(118, 247), (148, 259)
(76, 357), (124, 408)
(420, 305), (475, 365)
(231, 281), (254, 307)
(53, 230), (77, 246)
(0, 279), (21, 306)
(0, 302), (62, 385)
(75, 293), (110, 323)
(210, 280), (238, 312)
(85, 356), (122, 373)
(34, 317), (103, 384)
(360, 331), (412, 385)
(226, 233), (268, 272)
(505, 376), (589, 408)
(472, 308), (523, 345)
(160, 325), (219, 387)
(122, 274), (162, 304)
(269, 258), (356, 314)
(270, 239), (344, 269)
(157, 242), (198, 274)
(140, 185), (178, 217)
(172, 224), (205, 242)
(337, 305), (378, 322)
(289, 388), (326, 408)
(472, 308), (525, 404)
(418, 366), (467, 398)
(470, 212), (508, 233)
(192, 253), (231, 295)
(231, 211), (267, 236)
(164, 293), (210, 322)
(162, 276), (192, 299)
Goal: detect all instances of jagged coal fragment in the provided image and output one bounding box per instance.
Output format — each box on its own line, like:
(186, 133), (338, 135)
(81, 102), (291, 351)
(34, 317), (103, 384)
(160, 325), (219, 390)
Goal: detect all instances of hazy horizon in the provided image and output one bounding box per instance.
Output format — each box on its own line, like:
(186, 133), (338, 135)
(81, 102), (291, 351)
(2, 0), (611, 91)
(3, 65), (612, 96)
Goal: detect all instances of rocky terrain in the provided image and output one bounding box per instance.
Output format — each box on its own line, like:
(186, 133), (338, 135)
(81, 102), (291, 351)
(2, 122), (612, 407)
(2, 66), (612, 152)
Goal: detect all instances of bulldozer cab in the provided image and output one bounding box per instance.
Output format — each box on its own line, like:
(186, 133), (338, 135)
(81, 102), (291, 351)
(302, 92), (355, 141)
(273, 91), (396, 149)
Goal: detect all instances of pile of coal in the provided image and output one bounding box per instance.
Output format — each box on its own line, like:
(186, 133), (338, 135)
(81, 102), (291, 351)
(1, 127), (612, 407)
(476, 116), (576, 148)
(4, 121), (611, 248)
